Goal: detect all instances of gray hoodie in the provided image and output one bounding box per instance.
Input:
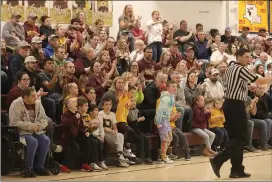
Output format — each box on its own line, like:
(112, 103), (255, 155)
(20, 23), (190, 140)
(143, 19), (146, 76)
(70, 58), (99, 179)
(9, 97), (48, 135)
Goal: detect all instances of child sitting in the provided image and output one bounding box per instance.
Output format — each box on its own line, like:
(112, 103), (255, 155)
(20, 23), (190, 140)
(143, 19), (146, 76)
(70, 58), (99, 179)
(98, 98), (129, 168)
(63, 83), (79, 112)
(127, 96), (154, 164)
(155, 81), (177, 164)
(84, 87), (97, 105)
(192, 95), (217, 157)
(209, 98), (229, 152)
(83, 104), (108, 171)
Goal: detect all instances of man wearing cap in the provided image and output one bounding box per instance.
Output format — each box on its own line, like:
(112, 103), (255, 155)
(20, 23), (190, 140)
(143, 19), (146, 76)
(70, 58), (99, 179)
(221, 27), (234, 45)
(258, 28), (267, 38)
(30, 36), (44, 63)
(183, 47), (200, 71)
(23, 13), (41, 43)
(21, 56), (39, 88)
(238, 27), (251, 45)
(9, 41), (31, 82)
(2, 14), (25, 47)
(202, 68), (224, 103)
(44, 34), (59, 59)
(169, 40), (183, 69)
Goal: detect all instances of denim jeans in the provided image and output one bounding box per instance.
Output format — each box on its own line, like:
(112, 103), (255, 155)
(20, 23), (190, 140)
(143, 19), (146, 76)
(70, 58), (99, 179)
(149, 41), (162, 62)
(210, 127), (229, 148)
(247, 120), (254, 146)
(175, 106), (185, 131)
(250, 119), (268, 146)
(23, 133), (50, 169)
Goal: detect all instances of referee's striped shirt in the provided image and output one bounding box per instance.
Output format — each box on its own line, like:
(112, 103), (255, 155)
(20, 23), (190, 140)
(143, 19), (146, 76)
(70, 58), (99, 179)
(224, 61), (258, 101)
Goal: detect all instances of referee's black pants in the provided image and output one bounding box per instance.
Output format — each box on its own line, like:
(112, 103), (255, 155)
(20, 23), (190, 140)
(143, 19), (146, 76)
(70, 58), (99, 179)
(213, 99), (248, 173)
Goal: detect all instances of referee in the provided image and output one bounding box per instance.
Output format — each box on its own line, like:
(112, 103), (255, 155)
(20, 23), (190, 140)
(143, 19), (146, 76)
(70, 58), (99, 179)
(209, 48), (272, 178)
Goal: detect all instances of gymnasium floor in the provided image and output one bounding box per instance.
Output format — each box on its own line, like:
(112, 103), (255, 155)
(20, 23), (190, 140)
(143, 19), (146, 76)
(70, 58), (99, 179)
(2, 151), (271, 181)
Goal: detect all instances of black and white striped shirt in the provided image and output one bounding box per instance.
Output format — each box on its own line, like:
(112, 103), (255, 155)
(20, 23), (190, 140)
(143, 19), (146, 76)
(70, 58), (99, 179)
(224, 61), (258, 101)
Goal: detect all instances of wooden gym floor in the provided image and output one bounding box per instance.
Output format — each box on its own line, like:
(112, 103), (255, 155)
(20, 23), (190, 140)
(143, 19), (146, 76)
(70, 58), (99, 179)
(2, 151), (271, 181)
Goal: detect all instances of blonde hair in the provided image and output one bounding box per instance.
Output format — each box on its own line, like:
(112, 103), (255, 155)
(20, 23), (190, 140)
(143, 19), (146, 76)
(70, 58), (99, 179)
(123, 5), (135, 22)
(97, 50), (110, 64)
(152, 10), (160, 16)
(63, 83), (78, 101)
(117, 38), (129, 51)
(110, 76), (123, 92)
(121, 72), (132, 81)
(80, 44), (93, 55)
(63, 96), (77, 112)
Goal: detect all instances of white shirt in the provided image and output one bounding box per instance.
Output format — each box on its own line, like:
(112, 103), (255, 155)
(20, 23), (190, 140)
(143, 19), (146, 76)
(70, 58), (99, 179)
(210, 50), (230, 65)
(98, 111), (117, 130)
(129, 51), (144, 62)
(146, 20), (163, 45)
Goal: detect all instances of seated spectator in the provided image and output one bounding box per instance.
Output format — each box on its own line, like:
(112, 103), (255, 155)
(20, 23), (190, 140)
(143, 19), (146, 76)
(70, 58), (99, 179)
(91, 34), (106, 59)
(254, 52), (271, 72)
(197, 64), (214, 84)
(226, 43), (238, 62)
(52, 46), (67, 67)
(169, 41), (182, 69)
(237, 26), (251, 45)
(98, 50), (118, 78)
(74, 44), (94, 78)
(184, 70), (204, 106)
(137, 46), (160, 81)
(84, 87), (97, 105)
(93, 19), (108, 36)
(1, 39), (12, 93)
(56, 25), (67, 50)
(98, 99), (129, 168)
(30, 37), (44, 69)
(146, 10), (163, 62)
(66, 26), (81, 61)
(129, 61), (145, 88)
(231, 36), (240, 48)
(210, 34), (221, 53)
(23, 13), (40, 44)
(255, 64), (265, 77)
(251, 43), (263, 62)
(161, 20), (174, 48)
(9, 41), (31, 82)
(210, 42), (229, 67)
(173, 20), (195, 54)
(175, 61), (188, 86)
(183, 47), (201, 71)
(87, 61), (110, 103)
(40, 15), (55, 48)
(264, 36), (272, 53)
(157, 51), (172, 75)
(9, 87), (50, 177)
(79, 74), (89, 94)
(2, 13), (25, 48)
(129, 39), (145, 62)
(208, 99), (229, 152)
(21, 56), (39, 89)
(76, 11), (94, 42)
(61, 62), (80, 90)
(217, 61), (228, 91)
(104, 37), (117, 61)
(131, 19), (146, 42)
(97, 30), (108, 49)
(202, 68), (224, 103)
(221, 27), (234, 45)
(195, 31), (212, 60)
(116, 38), (130, 74)
(191, 95), (216, 157)
(99, 77), (125, 112)
(44, 34), (59, 59)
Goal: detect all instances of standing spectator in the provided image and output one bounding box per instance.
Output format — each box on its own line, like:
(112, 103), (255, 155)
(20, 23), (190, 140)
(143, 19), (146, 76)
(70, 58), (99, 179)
(195, 31), (212, 60)
(146, 11), (163, 62)
(226, 43), (238, 62)
(169, 41), (182, 69)
(129, 39), (145, 62)
(40, 15), (55, 48)
(2, 14), (25, 47)
(104, 37), (117, 61)
(9, 41), (31, 82)
(173, 20), (195, 54)
(30, 37), (44, 70)
(221, 27), (234, 45)
(52, 46), (67, 67)
(161, 20), (174, 48)
(210, 34), (221, 53)
(44, 34), (59, 59)
(210, 42), (229, 67)
(237, 27), (251, 45)
(131, 20), (145, 42)
(56, 25), (67, 50)
(23, 13), (40, 44)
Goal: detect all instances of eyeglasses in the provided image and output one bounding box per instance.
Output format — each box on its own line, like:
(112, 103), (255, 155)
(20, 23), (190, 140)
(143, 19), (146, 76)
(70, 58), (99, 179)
(21, 78), (30, 81)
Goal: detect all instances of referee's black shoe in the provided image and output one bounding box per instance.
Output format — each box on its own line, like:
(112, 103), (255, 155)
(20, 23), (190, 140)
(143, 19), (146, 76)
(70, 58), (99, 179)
(209, 158), (221, 178)
(229, 172), (251, 178)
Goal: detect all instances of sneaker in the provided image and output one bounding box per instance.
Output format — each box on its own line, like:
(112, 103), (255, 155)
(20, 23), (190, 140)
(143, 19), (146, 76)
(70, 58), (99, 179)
(133, 157), (143, 164)
(117, 159), (129, 168)
(125, 158), (136, 165)
(184, 153), (191, 161)
(28, 169), (37, 177)
(123, 148), (136, 159)
(81, 163), (93, 172)
(168, 154), (178, 160)
(98, 161), (108, 170)
(60, 165), (71, 173)
(144, 158), (154, 165)
(244, 146), (258, 153)
(34, 168), (50, 176)
(260, 144), (271, 151)
(90, 163), (102, 172)
(117, 151), (126, 161)
(160, 157), (174, 164)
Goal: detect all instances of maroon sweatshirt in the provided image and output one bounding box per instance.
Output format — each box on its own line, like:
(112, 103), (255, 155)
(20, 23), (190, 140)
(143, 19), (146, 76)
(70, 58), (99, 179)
(23, 21), (40, 43)
(61, 110), (80, 138)
(6, 85), (23, 109)
(192, 104), (211, 129)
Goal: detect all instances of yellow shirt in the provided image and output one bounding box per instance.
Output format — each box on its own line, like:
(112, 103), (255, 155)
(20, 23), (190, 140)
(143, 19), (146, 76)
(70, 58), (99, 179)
(116, 94), (130, 123)
(156, 99), (177, 129)
(58, 37), (67, 47)
(209, 108), (225, 128)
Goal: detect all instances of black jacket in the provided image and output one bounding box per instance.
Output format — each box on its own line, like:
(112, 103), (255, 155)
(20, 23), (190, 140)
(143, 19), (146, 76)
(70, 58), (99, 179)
(254, 93), (272, 119)
(137, 81), (160, 110)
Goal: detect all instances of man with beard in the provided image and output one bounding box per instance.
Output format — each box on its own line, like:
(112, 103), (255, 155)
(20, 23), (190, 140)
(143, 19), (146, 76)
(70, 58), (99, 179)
(137, 46), (160, 81)
(217, 61), (228, 91)
(2, 14), (25, 47)
(202, 68), (224, 104)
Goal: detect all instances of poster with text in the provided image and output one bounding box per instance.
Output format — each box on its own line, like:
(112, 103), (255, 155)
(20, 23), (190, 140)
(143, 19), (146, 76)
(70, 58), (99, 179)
(26, 0), (48, 20)
(93, 0), (113, 26)
(72, 0), (93, 25)
(1, 1), (25, 22)
(238, 1), (268, 33)
(50, 0), (71, 24)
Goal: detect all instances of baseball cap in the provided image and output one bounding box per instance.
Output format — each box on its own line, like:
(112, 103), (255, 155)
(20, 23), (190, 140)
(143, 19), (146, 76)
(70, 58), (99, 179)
(225, 27), (231, 32)
(120, 30), (130, 35)
(210, 68), (219, 75)
(25, 56), (38, 63)
(28, 12), (38, 19)
(11, 13), (21, 19)
(185, 46), (195, 52)
(48, 34), (59, 42)
(18, 41), (31, 48)
(242, 26), (250, 31)
(31, 36), (42, 43)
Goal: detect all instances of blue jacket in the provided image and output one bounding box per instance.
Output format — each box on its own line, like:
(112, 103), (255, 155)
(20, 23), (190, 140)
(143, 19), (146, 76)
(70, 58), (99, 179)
(195, 40), (211, 60)
(44, 44), (54, 59)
